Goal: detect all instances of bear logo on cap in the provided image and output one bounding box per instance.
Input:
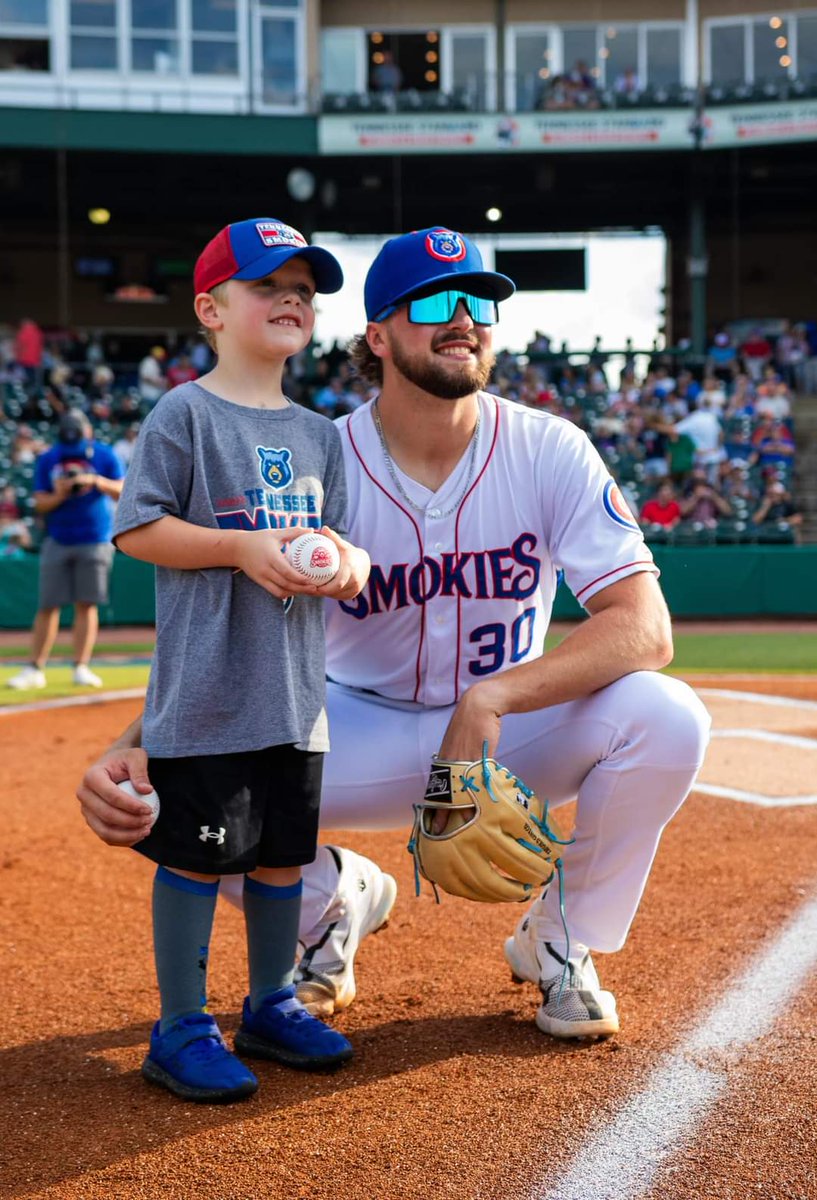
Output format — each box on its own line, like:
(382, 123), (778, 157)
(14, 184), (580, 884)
(425, 229), (466, 263)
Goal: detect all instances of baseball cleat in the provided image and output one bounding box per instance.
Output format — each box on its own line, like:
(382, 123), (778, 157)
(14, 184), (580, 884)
(504, 903), (619, 1040)
(295, 846), (397, 1017)
(235, 986), (353, 1071)
(141, 1013), (258, 1104)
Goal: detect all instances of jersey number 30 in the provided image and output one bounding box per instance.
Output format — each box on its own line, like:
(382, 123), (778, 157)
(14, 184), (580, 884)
(469, 607), (536, 675)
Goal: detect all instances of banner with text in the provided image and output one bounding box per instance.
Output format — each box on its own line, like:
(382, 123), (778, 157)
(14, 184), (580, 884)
(319, 100), (817, 155)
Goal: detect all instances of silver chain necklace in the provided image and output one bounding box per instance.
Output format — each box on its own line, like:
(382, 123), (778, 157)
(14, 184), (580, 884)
(372, 399), (482, 520)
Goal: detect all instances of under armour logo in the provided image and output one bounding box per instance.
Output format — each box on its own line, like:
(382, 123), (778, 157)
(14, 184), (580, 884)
(199, 825), (226, 844)
(357, 878), (367, 892)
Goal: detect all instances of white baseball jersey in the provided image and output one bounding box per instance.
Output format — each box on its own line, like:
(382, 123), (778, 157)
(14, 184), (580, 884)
(326, 393), (657, 706)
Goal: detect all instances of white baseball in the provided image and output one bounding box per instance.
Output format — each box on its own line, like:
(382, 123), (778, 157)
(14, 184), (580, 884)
(117, 778), (160, 827)
(288, 532), (340, 583)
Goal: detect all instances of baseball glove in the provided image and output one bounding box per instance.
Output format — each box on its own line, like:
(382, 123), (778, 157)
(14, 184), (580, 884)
(407, 745), (572, 903)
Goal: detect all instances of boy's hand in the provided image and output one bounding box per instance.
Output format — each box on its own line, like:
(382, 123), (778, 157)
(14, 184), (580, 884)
(76, 747), (156, 846)
(313, 526), (371, 600)
(233, 527), (324, 598)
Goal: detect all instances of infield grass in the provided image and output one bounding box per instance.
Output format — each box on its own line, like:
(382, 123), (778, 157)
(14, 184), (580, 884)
(0, 663), (150, 704)
(546, 630), (817, 672)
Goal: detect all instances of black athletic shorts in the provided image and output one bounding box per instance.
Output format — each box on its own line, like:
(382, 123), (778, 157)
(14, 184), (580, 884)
(134, 744), (323, 874)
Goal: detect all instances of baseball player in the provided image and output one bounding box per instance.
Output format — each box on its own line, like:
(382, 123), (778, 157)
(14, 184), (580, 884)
(77, 227), (710, 1040)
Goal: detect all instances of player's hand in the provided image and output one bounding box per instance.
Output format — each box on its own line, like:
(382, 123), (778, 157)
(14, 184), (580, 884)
(437, 683), (503, 765)
(76, 747), (155, 846)
(313, 526), (371, 600)
(232, 528), (324, 598)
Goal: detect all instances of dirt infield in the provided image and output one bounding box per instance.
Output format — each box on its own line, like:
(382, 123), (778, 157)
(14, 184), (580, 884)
(3, 678), (817, 1200)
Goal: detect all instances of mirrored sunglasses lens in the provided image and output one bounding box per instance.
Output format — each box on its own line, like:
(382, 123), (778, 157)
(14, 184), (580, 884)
(408, 291), (497, 325)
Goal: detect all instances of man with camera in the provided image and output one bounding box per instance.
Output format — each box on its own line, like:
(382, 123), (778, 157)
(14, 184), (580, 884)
(7, 409), (125, 690)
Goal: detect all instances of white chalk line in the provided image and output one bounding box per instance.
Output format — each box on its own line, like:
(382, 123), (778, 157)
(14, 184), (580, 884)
(0, 687), (146, 717)
(697, 687), (817, 711)
(536, 890), (817, 1200)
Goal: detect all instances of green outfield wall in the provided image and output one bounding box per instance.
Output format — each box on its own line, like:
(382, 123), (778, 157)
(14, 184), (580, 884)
(1, 547), (816, 629)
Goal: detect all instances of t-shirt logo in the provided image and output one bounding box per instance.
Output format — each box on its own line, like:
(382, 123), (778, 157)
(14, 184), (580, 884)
(425, 229), (466, 262)
(256, 221), (307, 249)
(256, 446), (293, 490)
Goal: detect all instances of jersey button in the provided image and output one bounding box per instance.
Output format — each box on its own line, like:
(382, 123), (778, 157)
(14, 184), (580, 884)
(427, 507), (441, 519)
(434, 542), (444, 551)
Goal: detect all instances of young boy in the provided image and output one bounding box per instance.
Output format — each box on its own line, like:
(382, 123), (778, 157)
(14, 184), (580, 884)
(114, 217), (371, 1103)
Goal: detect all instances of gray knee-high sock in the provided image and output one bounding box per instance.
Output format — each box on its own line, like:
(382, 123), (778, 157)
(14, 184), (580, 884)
(243, 876), (303, 1012)
(152, 866), (219, 1032)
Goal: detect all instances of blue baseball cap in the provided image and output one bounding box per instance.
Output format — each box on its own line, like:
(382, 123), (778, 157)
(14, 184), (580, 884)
(364, 227), (515, 321)
(194, 218), (343, 295)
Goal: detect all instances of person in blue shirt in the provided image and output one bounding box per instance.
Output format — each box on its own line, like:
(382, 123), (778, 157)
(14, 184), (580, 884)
(7, 409), (124, 690)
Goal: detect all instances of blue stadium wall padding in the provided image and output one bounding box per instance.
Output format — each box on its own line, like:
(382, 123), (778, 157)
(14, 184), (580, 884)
(1, 548), (816, 629)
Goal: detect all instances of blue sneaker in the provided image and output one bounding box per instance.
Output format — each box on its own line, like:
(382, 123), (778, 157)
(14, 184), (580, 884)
(234, 986), (353, 1071)
(141, 1013), (258, 1103)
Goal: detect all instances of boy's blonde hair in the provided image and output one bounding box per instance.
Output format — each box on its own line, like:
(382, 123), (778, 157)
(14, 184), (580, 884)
(200, 282), (229, 351)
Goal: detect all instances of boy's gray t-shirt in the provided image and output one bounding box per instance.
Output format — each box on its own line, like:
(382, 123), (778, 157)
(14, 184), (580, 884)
(114, 382), (348, 758)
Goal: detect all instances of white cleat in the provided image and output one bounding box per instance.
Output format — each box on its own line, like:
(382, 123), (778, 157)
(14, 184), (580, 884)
(7, 665), (46, 690)
(295, 847), (397, 1017)
(504, 903), (619, 1040)
(73, 664), (103, 687)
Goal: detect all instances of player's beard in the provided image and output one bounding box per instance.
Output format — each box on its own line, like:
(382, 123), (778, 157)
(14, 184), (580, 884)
(389, 334), (496, 399)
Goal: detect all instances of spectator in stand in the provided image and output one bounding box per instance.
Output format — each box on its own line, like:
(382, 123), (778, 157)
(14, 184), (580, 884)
(674, 398), (726, 482)
(372, 50), (403, 96)
(791, 323), (817, 393)
(665, 424), (698, 484)
(138, 346), (168, 407)
(312, 375), (351, 419)
(113, 423), (141, 471)
(679, 469), (733, 528)
(11, 423), (46, 466)
(541, 75), (574, 111)
(756, 380), (792, 423)
(526, 330), (551, 356)
(0, 522), (31, 558)
(724, 374), (757, 420)
(773, 321), (808, 389)
(166, 352), (199, 389)
(750, 418), (796, 473)
(640, 482), (681, 530)
(697, 374), (727, 414)
(13, 317), (44, 388)
(189, 337), (213, 375)
(569, 60), (598, 94)
(751, 479), (802, 541)
(740, 328), (773, 382)
(640, 411), (670, 481)
(614, 67), (642, 98)
(719, 459), (759, 508)
(113, 392), (142, 426)
(0, 482), (22, 524)
(706, 331), (740, 382)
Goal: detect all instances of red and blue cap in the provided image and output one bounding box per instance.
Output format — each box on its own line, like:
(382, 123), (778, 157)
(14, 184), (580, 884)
(364, 227), (515, 321)
(194, 218), (344, 296)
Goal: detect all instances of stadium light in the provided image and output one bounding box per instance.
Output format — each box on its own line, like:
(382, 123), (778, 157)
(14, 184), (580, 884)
(486, 207), (502, 222)
(88, 208), (110, 225)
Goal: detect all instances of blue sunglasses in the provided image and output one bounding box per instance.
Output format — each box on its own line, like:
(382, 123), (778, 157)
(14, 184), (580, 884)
(374, 289), (500, 326)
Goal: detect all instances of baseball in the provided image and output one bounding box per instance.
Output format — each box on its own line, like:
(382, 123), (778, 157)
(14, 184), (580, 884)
(287, 532), (340, 583)
(117, 778), (160, 827)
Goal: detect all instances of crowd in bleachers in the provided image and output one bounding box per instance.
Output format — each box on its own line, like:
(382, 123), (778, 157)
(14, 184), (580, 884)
(0, 317), (812, 560)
